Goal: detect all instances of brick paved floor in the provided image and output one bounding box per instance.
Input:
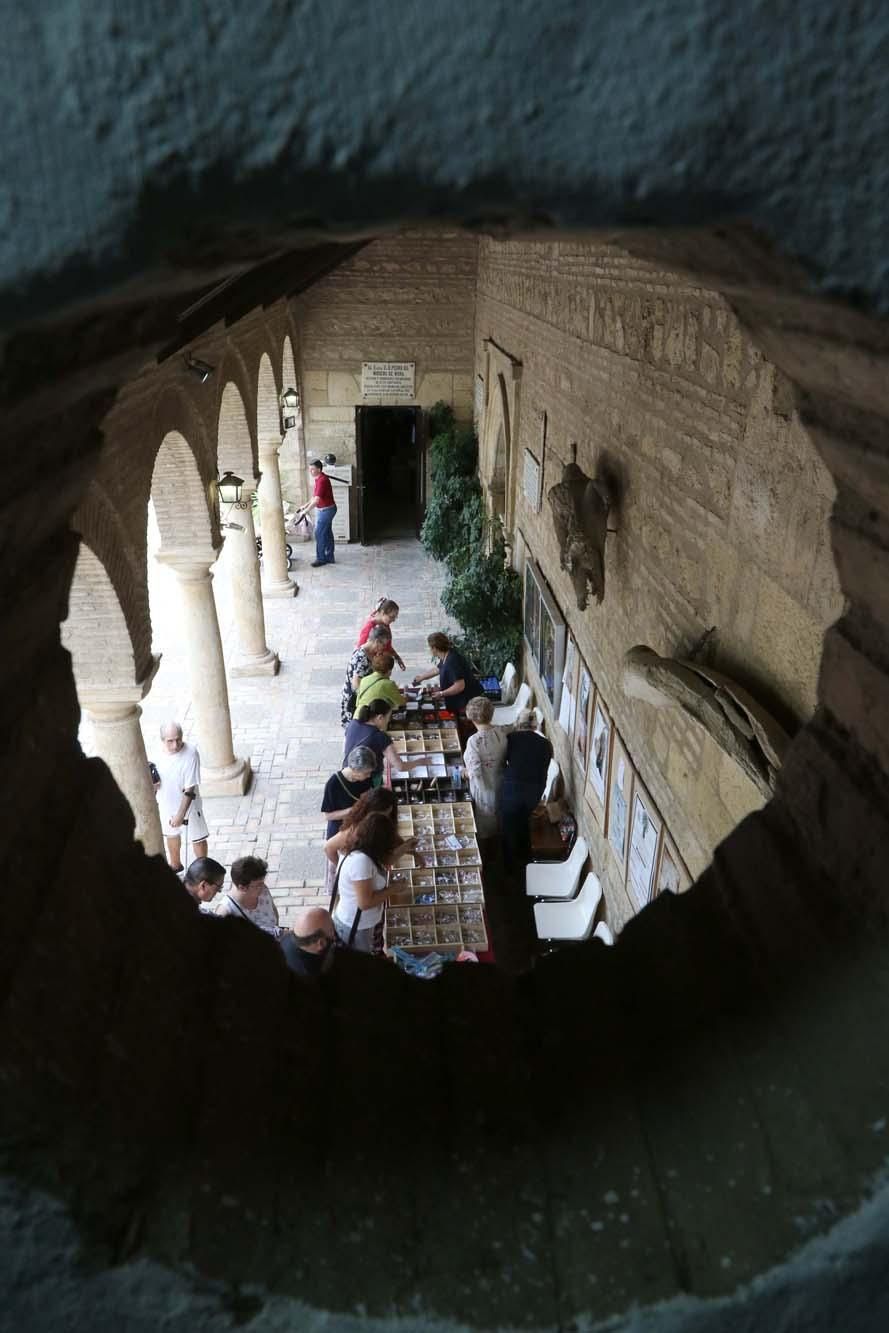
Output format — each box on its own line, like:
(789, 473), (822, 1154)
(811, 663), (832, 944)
(83, 528), (457, 925)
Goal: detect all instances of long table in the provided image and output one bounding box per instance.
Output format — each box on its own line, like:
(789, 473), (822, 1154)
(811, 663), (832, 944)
(384, 802), (489, 956)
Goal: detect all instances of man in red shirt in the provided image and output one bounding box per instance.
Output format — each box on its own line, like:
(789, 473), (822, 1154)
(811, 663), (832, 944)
(297, 459), (338, 567)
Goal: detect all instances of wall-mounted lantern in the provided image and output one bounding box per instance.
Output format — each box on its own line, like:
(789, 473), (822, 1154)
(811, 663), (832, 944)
(218, 471), (244, 505)
(281, 386), (299, 432)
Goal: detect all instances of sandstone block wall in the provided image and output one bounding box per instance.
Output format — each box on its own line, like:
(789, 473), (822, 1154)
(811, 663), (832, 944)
(290, 233), (478, 503)
(476, 238), (846, 931)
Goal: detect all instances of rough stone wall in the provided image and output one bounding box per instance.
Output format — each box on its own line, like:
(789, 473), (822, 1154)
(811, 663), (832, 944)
(5, 230), (889, 1332)
(476, 238), (845, 929)
(3, 0), (889, 1322)
(293, 232), (478, 484)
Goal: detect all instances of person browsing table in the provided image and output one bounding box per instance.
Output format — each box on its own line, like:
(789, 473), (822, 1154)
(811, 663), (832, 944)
(357, 599), (405, 671)
(353, 652), (405, 713)
(329, 811), (416, 954)
(321, 745), (377, 839)
(342, 699), (426, 781)
(296, 459), (337, 567)
(412, 632), (484, 712)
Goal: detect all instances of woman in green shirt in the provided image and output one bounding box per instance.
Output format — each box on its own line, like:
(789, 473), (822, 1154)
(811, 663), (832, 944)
(353, 651), (405, 713)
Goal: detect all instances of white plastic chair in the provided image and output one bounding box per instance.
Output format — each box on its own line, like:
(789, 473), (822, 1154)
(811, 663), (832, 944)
(531, 706), (545, 733)
(492, 681), (531, 727)
(499, 662), (518, 705)
(534, 872), (602, 942)
(593, 921), (614, 945)
(525, 836), (588, 898)
(541, 757), (561, 805)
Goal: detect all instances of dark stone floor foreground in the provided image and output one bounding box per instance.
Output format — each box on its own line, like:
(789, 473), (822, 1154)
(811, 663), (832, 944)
(3, 731), (889, 1330)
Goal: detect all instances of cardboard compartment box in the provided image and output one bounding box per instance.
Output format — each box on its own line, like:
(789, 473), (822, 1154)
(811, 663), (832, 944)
(383, 900), (489, 955)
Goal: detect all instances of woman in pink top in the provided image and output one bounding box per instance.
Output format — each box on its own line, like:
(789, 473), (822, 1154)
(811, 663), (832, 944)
(357, 598), (404, 670)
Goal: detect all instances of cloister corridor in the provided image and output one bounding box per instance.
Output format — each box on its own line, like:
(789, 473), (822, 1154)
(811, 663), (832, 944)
(75, 524), (456, 916)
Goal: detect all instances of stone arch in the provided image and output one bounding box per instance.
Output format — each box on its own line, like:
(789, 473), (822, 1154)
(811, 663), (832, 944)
(281, 334), (298, 422)
(149, 429), (217, 555)
(214, 347), (258, 479)
(483, 370), (511, 530)
(255, 351), (281, 446)
(67, 482), (153, 685)
(491, 374), (510, 518)
(61, 540), (141, 693)
(278, 333), (307, 504)
(217, 379), (256, 482)
(481, 343), (521, 536)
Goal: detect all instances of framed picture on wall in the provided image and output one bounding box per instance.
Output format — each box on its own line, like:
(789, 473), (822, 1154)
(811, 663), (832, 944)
(654, 834), (692, 897)
(574, 665), (593, 774)
(585, 692), (611, 820)
(606, 733), (633, 875)
(558, 634), (578, 734)
(627, 782), (663, 912)
(523, 560), (541, 666)
(536, 576), (566, 714)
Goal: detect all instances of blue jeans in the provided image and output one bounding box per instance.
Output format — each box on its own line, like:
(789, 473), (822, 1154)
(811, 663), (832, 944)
(315, 505), (337, 564)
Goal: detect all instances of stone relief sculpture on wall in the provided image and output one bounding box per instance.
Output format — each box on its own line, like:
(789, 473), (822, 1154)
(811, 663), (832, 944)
(621, 645), (790, 798)
(547, 459), (613, 610)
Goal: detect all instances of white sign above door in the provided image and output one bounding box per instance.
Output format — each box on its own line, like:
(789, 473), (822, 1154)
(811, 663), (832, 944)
(361, 361), (416, 399)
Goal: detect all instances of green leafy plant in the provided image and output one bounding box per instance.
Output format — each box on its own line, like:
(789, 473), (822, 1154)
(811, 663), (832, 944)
(421, 403), (523, 676)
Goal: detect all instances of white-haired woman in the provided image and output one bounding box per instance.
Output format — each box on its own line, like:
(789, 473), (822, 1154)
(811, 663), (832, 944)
(463, 695), (507, 841)
(321, 745), (378, 839)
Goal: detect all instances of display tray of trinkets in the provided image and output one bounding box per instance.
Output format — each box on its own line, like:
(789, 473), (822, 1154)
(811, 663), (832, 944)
(387, 726), (462, 755)
(385, 802), (486, 951)
(390, 779), (471, 805)
(383, 903), (488, 955)
(386, 867), (484, 905)
(391, 699), (457, 726)
(390, 836), (482, 871)
(396, 802), (477, 837)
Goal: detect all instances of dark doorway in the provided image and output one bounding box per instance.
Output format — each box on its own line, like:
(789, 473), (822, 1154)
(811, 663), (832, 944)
(355, 406), (425, 543)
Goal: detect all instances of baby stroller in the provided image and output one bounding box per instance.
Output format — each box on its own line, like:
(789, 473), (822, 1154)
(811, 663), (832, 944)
(254, 507), (311, 569)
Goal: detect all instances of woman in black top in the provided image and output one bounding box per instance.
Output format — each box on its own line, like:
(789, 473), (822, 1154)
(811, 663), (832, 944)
(412, 632), (484, 713)
(320, 744), (376, 838)
(501, 708), (553, 872)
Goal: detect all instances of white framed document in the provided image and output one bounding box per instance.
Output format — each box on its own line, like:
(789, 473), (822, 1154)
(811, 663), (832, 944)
(606, 733), (633, 876)
(627, 782), (662, 911)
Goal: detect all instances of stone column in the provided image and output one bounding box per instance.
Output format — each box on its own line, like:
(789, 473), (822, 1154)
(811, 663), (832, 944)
(224, 492), (280, 676)
(80, 689), (165, 858)
(257, 441), (298, 597)
(157, 551), (252, 796)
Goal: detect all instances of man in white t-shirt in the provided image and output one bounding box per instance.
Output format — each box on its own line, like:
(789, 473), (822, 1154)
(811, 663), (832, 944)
(153, 721), (210, 872)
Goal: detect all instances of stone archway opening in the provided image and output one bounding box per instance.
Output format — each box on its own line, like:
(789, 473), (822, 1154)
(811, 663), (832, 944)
(278, 334), (307, 508)
(255, 348), (299, 598)
(215, 381), (280, 675)
(147, 428), (251, 802)
(4, 219), (889, 1333)
(62, 538), (164, 857)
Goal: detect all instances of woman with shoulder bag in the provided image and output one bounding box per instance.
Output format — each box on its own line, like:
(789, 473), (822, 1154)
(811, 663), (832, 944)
(340, 625), (391, 727)
(329, 809), (415, 954)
